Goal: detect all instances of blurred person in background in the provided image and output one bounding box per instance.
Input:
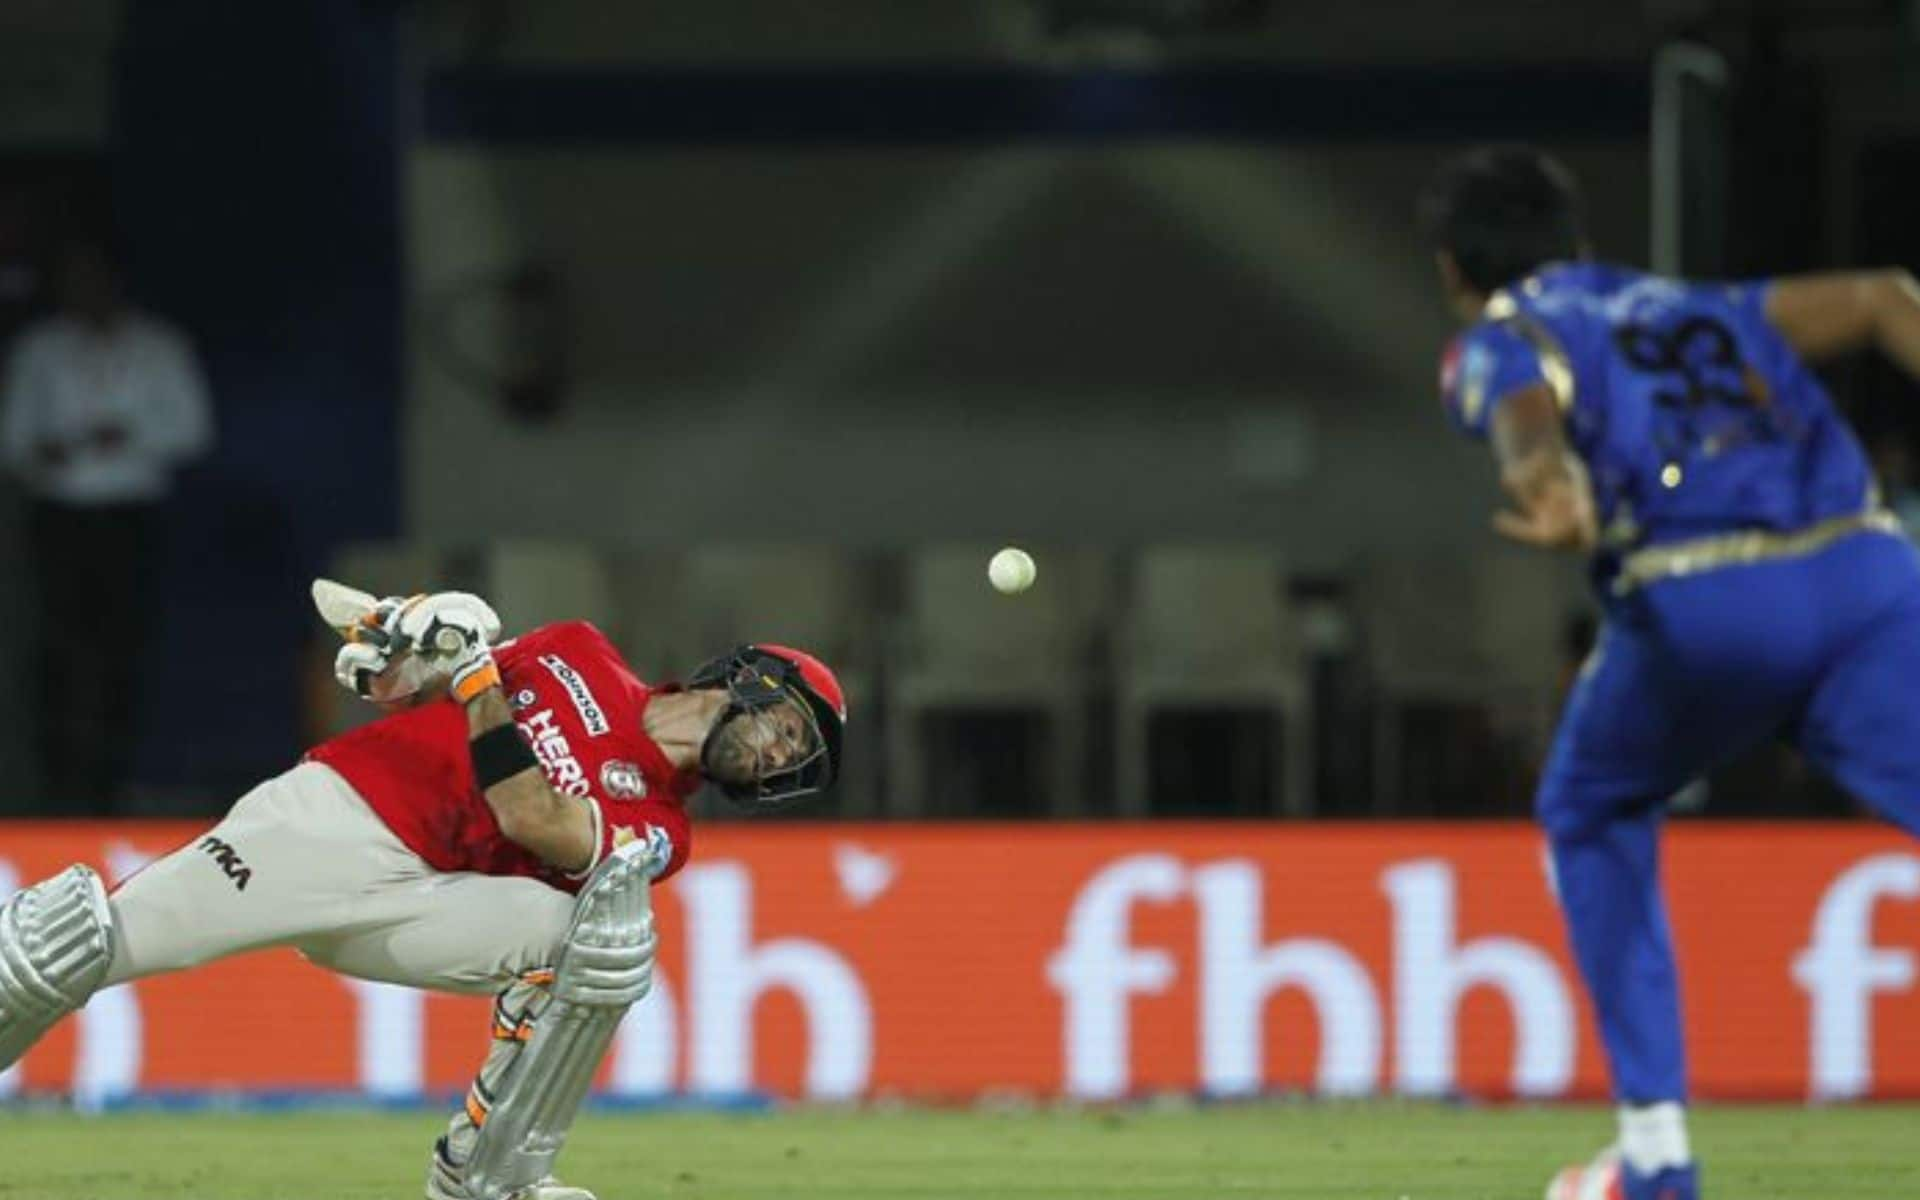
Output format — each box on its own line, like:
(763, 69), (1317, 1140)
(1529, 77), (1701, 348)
(0, 230), (213, 812)
(1422, 145), (1920, 1200)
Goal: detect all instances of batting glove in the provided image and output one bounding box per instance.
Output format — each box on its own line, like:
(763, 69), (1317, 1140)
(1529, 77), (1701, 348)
(329, 592), (420, 699)
(333, 640), (441, 704)
(391, 591), (504, 704)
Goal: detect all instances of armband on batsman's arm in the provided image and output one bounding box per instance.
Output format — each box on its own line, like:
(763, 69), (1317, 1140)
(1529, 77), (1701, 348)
(472, 723), (539, 789)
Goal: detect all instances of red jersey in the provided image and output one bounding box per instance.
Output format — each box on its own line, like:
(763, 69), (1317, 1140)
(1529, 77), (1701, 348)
(308, 620), (697, 893)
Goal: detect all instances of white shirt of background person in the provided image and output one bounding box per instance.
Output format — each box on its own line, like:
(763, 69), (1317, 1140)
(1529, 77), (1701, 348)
(0, 240), (213, 507)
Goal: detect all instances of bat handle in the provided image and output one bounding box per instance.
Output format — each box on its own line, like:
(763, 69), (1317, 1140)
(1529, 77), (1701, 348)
(433, 626), (466, 655)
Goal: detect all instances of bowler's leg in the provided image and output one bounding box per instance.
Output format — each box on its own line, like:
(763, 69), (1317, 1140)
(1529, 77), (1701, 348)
(1538, 626), (1697, 1109)
(1541, 800), (1686, 1103)
(1532, 616), (1786, 1200)
(1799, 586), (1920, 837)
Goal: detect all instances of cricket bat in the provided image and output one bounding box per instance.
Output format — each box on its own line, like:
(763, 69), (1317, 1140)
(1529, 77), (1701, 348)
(311, 578), (381, 640)
(312, 579), (463, 656)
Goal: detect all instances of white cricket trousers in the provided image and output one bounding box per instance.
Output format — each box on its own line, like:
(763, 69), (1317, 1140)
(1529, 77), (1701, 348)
(102, 762), (578, 995)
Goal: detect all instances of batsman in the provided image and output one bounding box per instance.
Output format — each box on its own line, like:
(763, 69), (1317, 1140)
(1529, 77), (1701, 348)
(0, 582), (848, 1200)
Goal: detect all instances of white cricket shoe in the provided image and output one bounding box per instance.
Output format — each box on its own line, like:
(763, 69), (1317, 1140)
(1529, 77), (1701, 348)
(1546, 1145), (1698, 1200)
(426, 1168), (595, 1200)
(1546, 1146), (1621, 1200)
(508, 1180), (597, 1200)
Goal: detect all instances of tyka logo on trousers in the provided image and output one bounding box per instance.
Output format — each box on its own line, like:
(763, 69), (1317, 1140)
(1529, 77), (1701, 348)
(197, 836), (253, 892)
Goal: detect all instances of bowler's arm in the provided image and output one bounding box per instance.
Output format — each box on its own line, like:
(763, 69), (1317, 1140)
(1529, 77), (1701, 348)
(1765, 269), (1920, 380)
(465, 688), (597, 872)
(1486, 382), (1599, 553)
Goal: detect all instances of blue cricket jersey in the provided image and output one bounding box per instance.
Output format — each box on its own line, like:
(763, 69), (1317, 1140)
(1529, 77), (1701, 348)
(1439, 261), (1879, 594)
(1445, 265), (1920, 1119)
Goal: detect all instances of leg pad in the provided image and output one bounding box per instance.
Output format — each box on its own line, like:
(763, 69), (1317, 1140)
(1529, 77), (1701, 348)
(0, 865), (115, 1069)
(458, 843), (656, 1200)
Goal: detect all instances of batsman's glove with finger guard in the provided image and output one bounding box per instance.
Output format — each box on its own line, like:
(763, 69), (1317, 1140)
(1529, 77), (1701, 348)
(391, 592), (504, 704)
(331, 593), (427, 701)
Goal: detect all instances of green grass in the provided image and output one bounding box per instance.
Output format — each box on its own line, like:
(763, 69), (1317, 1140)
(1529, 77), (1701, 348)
(1, 1103), (1915, 1199)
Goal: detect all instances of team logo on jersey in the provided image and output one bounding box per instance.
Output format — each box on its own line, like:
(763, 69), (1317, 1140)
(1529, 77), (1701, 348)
(600, 760), (647, 800)
(538, 654), (610, 737)
(511, 688), (538, 710)
(612, 823), (674, 877)
(519, 709), (592, 798)
(645, 824), (673, 874)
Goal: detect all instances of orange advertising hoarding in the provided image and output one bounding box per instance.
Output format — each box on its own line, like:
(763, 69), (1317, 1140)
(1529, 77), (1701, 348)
(5, 821), (1920, 1103)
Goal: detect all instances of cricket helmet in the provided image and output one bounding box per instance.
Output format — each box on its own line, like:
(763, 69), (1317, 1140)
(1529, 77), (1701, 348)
(690, 643), (847, 810)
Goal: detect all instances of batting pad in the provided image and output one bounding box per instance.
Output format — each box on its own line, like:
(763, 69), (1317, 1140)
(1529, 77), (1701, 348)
(462, 841), (657, 1200)
(0, 864), (115, 1069)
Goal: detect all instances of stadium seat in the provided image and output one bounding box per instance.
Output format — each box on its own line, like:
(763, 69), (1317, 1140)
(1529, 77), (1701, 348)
(887, 544), (1106, 817)
(484, 540), (615, 637)
(1113, 544), (1313, 817)
(1363, 548), (1577, 811)
(600, 546), (689, 683)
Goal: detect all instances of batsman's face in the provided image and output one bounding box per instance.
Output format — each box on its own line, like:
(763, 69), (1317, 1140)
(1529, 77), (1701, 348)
(708, 698), (820, 786)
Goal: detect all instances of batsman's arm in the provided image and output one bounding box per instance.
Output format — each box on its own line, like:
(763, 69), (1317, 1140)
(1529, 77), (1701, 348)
(465, 686), (597, 874)
(389, 590), (592, 870)
(1764, 268), (1920, 379)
